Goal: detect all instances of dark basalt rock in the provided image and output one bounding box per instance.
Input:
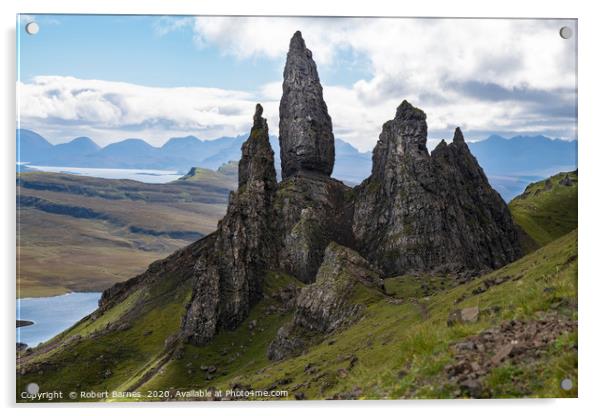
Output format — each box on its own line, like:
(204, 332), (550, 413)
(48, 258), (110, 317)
(275, 172), (355, 283)
(238, 104), (276, 188)
(353, 101), (521, 276)
(181, 104), (279, 345)
(96, 34), (524, 356)
(431, 127), (522, 271)
(279, 31), (335, 179)
(267, 242), (384, 361)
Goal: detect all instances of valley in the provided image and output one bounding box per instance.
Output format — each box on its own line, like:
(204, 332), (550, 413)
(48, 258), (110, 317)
(17, 168), (235, 297)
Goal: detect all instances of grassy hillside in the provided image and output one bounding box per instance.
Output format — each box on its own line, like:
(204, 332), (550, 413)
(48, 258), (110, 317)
(509, 170), (577, 247)
(178, 165), (238, 189)
(17, 229), (577, 400)
(143, 231), (576, 400)
(17, 170), (577, 400)
(17, 171), (234, 297)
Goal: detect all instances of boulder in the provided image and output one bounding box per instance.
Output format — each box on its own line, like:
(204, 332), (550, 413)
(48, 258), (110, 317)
(447, 307), (480, 326)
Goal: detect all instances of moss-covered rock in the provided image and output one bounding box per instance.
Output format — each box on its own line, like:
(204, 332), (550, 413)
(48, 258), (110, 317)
(275, 172), (354, 283)
(181, 104), (279, 345)
(267, 242), (384, 360)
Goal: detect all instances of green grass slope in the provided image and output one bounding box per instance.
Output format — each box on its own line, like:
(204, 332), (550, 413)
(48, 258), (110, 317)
(509, 170), (577, 247)
(16, 236), (206, 399)
(16, 264), (302, 401)
(177, 166), (237, 189)
(142, 231), (577, 400)
(18, 229), (576, 401)
(17, 170), (578, 401)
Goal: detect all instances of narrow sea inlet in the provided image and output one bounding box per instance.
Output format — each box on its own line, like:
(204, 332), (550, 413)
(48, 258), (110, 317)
(17, 292), (101, 347)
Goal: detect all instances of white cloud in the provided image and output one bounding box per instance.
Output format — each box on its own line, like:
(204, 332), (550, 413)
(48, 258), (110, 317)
(192, 17), (356, 64)
(153, 16), (195, 37)
(18, 76), (269, 146)
(19, 17), (577, 152)
(191, 17), (576, 91)
(190, 17), (577, 150)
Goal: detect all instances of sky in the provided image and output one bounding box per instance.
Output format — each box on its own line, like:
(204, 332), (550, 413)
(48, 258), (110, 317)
(17, 15), (577, 151)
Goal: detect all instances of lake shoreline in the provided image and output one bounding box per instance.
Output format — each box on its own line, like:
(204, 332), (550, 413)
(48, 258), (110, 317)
(17, 292), (102, 347)
(17, 290), (102, 301)
(17, 289), (105, 300)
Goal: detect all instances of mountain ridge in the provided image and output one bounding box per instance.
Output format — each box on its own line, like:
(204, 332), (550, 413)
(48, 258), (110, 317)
(17, 128), (576, 200)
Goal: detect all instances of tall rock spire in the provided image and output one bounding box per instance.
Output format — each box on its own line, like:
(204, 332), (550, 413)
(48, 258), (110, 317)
(279, 31), (335, 178)
(181, 104), (278, 345)
(238, 104), (277, 189)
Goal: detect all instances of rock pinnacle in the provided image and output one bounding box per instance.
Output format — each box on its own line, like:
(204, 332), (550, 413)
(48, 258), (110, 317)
(279, 31), (335, 179)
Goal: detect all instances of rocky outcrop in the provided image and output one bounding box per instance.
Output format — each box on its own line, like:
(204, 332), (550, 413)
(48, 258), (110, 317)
(267, 242), (384, 360)
(430, 127), (522, 270)
(279, 31), (335, 179)
(559, 173), (574, 186)
(238, 105), (276, 188)
(447, 307), (480, 326)
(275, 173), (354, 283)
(181, 104), (279, 345)
(99, 33), (523, 355)
(353, 101), (521, 276)
(445, 313), (577, 398)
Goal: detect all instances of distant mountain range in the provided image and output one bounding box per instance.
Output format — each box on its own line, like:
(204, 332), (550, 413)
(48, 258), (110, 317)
(468, 134), (577, 175)
(17, 129), (248, 171)
(16, 129), (577, 200)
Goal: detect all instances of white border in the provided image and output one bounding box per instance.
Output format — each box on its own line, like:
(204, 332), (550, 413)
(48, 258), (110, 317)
(2, 1), (600, 415)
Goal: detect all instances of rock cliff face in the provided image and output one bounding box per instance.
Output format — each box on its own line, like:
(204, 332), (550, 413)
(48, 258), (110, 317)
(181, 104), (279, 345)
(101, 31), (521, 352)
(179, 33), (351, 345)
(279, 31), (335, 179)
(275, 173), (354, 283)
(267, 242), (384, 360)
(430, 128), (522, 270)
(274, 31), (353, 283)
(353, 101), (521, 276)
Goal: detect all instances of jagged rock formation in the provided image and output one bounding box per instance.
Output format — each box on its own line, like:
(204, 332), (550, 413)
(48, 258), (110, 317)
(431, 127), (522, 270)
(353, 101), (521, 276)
(238, 106), (276, 188)
(279, 31), (335, 179)
(275, 173), (354, 283)
(267, 242), (384, 360)
(273, 31), (353, 283)
(17, 31), (574, 401)
(68, 32), (522, 356)
(181, 104), (279, 345)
